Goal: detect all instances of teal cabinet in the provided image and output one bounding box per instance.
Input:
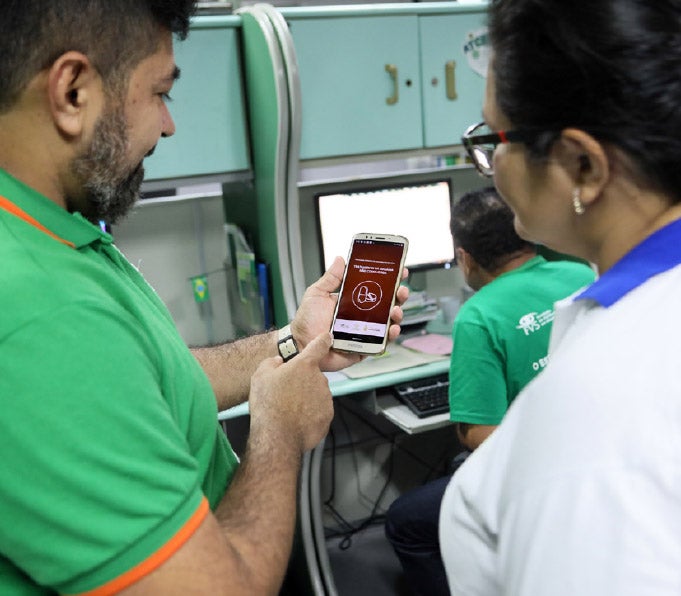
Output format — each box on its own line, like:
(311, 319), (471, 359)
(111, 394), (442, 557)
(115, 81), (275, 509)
(288, 15), (423, 159)
(419, 12), (488, 147)
(144, 20), (250, 182)
(283, 3), (488, 161)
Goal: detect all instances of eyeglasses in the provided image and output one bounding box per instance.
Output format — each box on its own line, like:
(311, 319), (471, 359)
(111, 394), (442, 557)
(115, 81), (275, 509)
(462, 121), (550, 177)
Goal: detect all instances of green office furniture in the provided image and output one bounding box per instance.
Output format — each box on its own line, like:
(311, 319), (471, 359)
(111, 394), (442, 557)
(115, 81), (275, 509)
(282, 2), (489, 159)
(419, 11), (489, 147)
(287, 13), (423, 158)
(143, 18), (250, 183)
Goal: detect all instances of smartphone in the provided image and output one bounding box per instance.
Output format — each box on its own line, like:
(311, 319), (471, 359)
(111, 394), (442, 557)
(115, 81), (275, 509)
(331, 233), (409, 355)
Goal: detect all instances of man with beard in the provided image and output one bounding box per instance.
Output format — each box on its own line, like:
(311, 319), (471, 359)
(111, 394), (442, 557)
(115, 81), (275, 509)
(0, 2), (407, 595)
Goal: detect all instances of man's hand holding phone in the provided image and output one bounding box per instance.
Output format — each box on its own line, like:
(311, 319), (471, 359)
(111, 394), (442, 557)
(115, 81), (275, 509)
(329, 233), (409, 355)
(291, 253), (409, 371)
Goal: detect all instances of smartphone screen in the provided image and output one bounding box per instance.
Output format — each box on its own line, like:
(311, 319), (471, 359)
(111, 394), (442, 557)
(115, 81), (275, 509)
(331, 233), (408, 354)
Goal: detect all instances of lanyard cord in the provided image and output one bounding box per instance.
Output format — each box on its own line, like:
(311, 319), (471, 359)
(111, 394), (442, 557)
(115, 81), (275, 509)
(0, 195), (75, 248)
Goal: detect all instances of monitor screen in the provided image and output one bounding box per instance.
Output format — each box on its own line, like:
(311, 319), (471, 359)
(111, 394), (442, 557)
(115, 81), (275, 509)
(315, 178), (455, 272)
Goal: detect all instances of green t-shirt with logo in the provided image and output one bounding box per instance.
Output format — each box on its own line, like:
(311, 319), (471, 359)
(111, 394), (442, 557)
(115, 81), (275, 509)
(0, 169), (239, 594)
(449, 255), (595, 425)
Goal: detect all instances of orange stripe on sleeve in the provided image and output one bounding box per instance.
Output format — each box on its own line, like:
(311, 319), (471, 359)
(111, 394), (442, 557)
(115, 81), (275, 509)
(0, 195), (75, 248)
(72, 497), (210, 596)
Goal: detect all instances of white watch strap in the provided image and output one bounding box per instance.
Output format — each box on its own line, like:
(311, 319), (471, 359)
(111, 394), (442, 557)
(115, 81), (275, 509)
(277, 324), (299, 362)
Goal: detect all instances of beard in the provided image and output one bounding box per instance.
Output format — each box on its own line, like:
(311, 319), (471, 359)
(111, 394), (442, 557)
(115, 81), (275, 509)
(69, 103), (147, 226)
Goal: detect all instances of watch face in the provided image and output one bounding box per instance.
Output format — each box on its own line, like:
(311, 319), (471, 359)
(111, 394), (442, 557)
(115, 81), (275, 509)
(278, 327), (298, 361)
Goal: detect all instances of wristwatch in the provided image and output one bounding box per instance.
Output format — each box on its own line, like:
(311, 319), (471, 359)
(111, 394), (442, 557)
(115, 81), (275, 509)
(277, 324), (299, 362)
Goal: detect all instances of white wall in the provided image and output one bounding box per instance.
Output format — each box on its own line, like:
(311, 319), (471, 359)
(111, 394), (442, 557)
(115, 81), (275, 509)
(112, 194), (235, 347)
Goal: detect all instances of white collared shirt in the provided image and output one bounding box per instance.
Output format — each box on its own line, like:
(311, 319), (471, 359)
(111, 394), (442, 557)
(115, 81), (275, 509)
(439, 218), (681, 596)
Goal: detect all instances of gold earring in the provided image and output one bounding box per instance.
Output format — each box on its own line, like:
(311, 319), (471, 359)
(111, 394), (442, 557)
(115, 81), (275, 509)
(572, 188), (585, 215)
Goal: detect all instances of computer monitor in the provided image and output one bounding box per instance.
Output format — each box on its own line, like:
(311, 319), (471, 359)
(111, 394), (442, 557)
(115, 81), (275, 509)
(315, 178), (455, 273)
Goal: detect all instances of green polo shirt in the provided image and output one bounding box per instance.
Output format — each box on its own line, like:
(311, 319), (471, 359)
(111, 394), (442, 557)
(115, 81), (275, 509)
(449, 255), (595, 425)
(0, 169), (239, 594)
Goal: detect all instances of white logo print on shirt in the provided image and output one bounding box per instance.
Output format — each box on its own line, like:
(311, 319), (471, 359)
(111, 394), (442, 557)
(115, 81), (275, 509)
(516, 310), (554, 335)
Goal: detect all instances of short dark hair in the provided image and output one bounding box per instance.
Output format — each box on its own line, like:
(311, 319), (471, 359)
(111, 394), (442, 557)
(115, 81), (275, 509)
(450, 187), (533, 272)
(488, 0), (681, 203)
(0, 0), (197, 111)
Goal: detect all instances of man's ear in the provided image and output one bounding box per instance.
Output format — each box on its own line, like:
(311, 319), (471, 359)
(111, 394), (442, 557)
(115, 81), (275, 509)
(46, 51), (102, 138)
(556, 128), (610, 208)
(456, 247), (476, 276)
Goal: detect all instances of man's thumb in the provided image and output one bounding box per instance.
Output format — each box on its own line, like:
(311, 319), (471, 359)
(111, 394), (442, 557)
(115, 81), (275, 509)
(300, 331), (333, 362)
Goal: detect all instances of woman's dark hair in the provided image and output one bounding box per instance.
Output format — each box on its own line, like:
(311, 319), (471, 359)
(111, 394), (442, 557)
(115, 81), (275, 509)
(488, 0), (681, 202)
(0, 0), (196, 110)
(451, 187), (533, 272)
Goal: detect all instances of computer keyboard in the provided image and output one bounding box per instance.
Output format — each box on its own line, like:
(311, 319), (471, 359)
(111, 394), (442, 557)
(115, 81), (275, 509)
(392, 373), (450, 418)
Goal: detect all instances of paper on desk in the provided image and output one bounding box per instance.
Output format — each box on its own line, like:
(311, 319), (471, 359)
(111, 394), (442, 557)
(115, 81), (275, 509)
(401, 333), (453, 355)
(342, 343), (448, 379)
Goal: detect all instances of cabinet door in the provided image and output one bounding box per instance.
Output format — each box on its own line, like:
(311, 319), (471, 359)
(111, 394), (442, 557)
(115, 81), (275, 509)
(419, 13), (488, 148)
(144, 25), (250, 181)
(289, 16), (423, 160)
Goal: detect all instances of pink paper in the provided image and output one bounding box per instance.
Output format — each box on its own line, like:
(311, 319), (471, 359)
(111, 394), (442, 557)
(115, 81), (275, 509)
(401, 333), (453, 355)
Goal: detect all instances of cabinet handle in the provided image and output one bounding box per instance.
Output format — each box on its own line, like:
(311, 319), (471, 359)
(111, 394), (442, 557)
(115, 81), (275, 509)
(445, 60), (458, 100)
(385, 64), (399, 105)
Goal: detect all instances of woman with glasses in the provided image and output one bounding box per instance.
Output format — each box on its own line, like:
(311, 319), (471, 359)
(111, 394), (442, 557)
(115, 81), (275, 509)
(439, 1), (681, 595)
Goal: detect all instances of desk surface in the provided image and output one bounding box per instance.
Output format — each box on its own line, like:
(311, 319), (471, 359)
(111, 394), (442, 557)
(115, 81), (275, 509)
(218, 317), (453, 421)
(217, 347), (449, 423)
(325, 357), (448, 396)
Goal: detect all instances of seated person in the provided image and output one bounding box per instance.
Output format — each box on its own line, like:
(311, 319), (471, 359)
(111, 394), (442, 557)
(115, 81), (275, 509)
(385, 187), (595, 596)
